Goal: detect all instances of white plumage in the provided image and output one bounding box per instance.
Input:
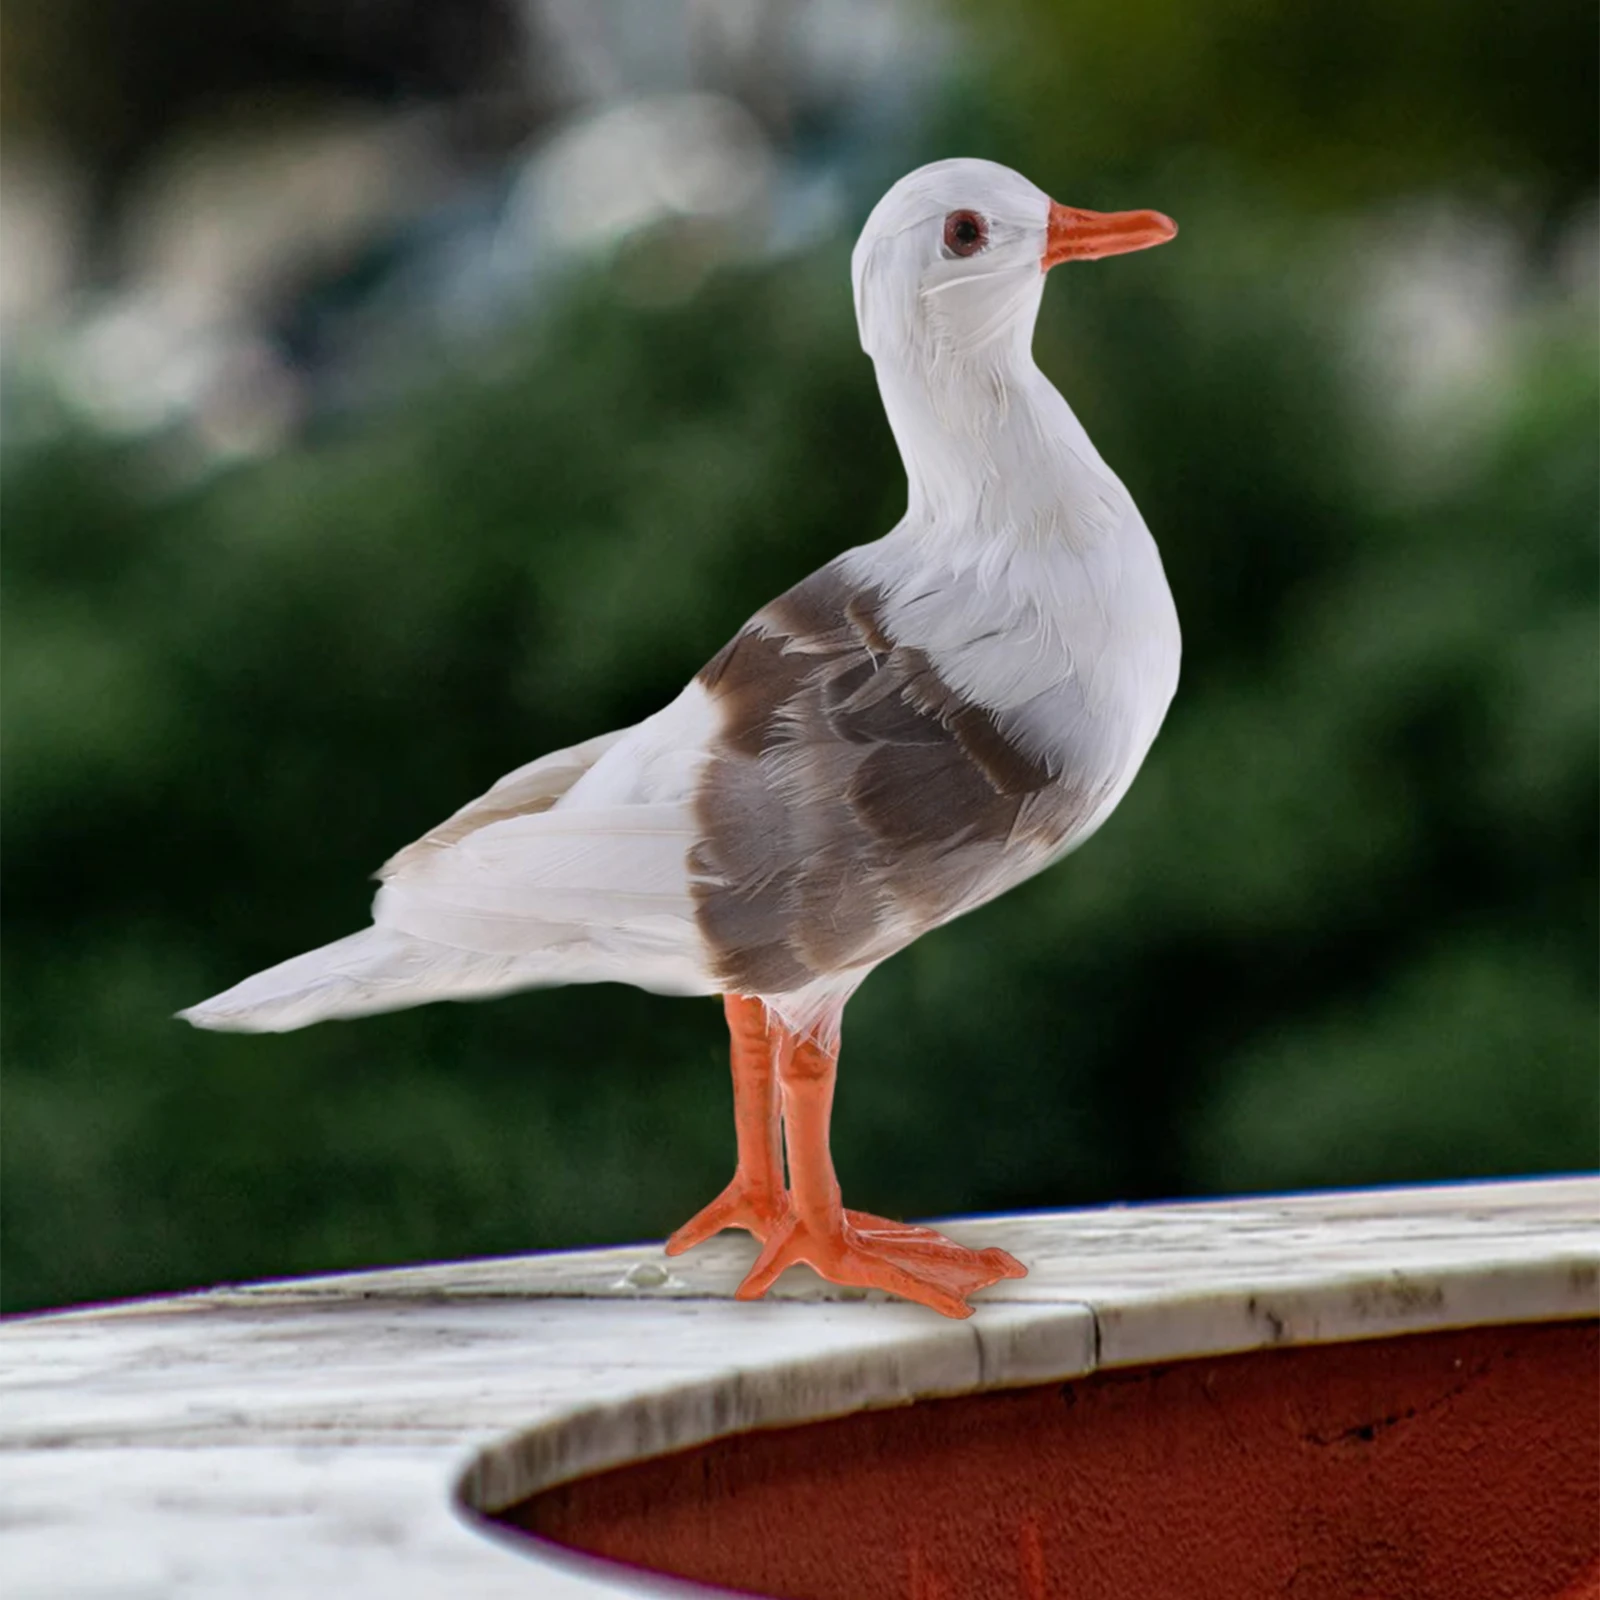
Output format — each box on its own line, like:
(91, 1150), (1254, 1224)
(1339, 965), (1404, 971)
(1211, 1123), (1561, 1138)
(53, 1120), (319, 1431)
(182, 158), (1180, 1319)
(181, 700), (722, 1031)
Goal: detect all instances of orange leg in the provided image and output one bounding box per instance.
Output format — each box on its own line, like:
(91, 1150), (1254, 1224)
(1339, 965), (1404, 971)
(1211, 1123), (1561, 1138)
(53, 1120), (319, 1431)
(665, 995), (789, 1254)
(734, 1013), (1027, 1319)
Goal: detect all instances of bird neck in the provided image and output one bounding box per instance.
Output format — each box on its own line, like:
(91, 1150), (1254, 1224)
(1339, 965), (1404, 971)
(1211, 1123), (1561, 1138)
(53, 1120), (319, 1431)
(873, 345), (1126, 546)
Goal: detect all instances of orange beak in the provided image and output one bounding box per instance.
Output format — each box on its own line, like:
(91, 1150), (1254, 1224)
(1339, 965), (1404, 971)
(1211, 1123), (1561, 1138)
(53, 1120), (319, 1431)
(1043, 202), (1177, 270)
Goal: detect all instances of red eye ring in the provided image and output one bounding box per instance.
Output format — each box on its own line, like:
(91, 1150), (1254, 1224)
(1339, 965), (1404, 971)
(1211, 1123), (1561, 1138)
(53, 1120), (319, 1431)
(943, 210), (987, 257)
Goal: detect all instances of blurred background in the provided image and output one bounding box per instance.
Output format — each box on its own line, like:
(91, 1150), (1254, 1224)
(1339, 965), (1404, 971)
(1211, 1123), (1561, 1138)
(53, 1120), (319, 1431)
(3, 0), (1595, 1314)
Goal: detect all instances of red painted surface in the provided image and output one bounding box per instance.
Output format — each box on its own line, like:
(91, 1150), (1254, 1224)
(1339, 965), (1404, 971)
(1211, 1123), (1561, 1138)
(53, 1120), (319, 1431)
(503, 1320), (1599, 1600)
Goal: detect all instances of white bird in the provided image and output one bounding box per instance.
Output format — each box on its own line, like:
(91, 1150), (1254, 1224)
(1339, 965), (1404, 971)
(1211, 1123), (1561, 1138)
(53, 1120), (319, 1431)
(182, 158), (1181, 1319)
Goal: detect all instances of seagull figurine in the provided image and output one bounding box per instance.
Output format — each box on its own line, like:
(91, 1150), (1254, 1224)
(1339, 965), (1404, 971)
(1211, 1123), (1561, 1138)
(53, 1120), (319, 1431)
(182, 158), (1181, 1319)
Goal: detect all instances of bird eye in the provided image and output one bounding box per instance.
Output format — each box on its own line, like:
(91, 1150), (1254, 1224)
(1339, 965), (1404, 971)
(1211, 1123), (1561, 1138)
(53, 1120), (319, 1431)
(942, 210), (987, 257)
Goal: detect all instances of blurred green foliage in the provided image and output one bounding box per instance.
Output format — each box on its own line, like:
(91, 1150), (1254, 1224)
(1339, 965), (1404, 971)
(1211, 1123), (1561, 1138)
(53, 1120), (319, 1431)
(962, 0), (1598, 205)
(4, 11), (1597, 1314)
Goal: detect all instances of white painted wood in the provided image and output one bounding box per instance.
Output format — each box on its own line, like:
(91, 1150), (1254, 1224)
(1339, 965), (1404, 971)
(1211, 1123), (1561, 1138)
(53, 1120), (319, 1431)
(2, 1178), (1594, 1598)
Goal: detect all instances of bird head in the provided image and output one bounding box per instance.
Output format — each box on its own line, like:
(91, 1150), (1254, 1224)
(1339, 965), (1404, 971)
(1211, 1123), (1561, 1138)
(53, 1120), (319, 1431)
(851, 158), (1176, 371)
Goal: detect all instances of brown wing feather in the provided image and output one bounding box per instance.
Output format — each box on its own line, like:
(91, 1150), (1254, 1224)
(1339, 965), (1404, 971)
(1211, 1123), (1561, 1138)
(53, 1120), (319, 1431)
(691, 563), (1092, 995)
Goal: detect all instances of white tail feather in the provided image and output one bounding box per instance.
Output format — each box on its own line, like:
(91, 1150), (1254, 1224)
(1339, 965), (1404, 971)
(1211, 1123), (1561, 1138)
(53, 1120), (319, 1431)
(378, 727), (630, 877)
(178, 928), (522, 1033)
(375, 804), (701, 955)
(181, 718), (720, 1033)
(180, 906), (714, 1035)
